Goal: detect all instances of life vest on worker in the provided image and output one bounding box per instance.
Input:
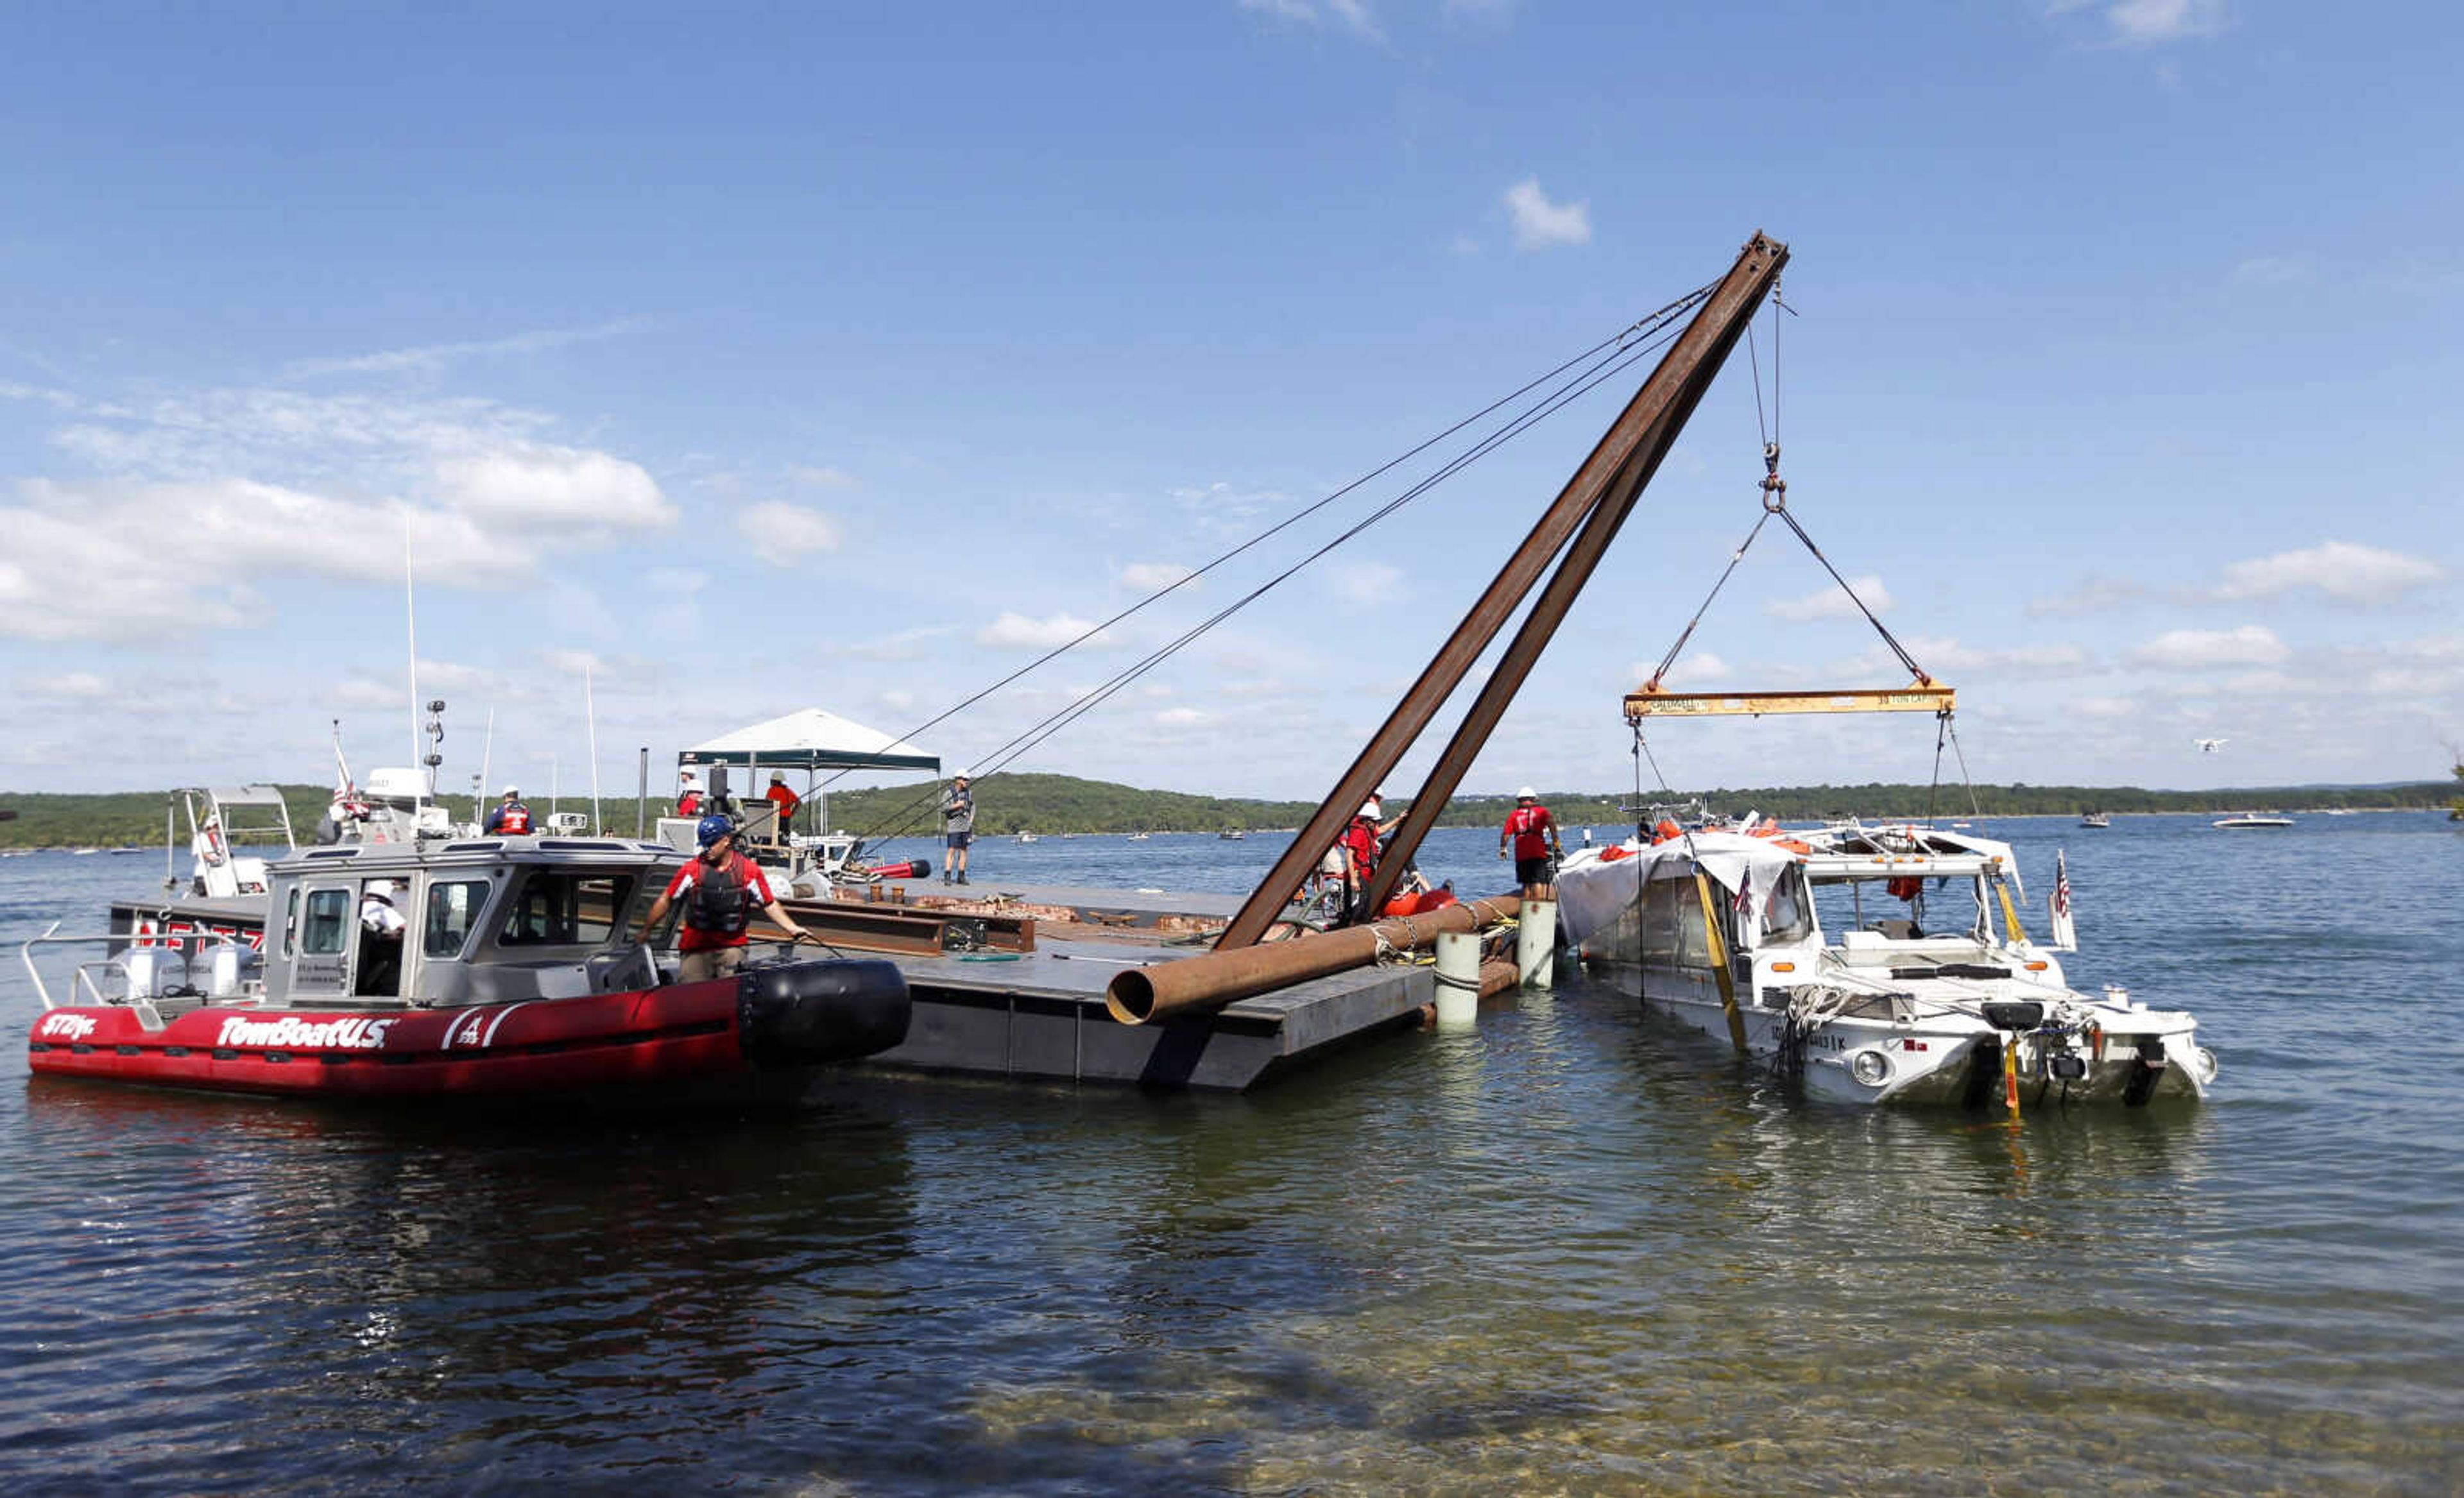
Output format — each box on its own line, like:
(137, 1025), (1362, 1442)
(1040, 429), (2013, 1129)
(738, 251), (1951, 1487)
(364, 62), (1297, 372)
(497, 803), (533, 835)
(1505, 804), (1553, 861)
(1886, 876), (1924, 902)
(685, 853), (754, 936)
(676, 791), (703, 817)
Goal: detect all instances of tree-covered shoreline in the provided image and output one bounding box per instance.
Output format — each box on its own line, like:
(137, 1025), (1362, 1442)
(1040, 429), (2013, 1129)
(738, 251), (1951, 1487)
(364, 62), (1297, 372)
(0, 772), (2451, 848)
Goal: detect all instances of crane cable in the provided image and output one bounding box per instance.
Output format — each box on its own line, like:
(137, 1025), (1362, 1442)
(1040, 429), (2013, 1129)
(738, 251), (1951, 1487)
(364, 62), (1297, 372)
(838, 287), (1718, 848)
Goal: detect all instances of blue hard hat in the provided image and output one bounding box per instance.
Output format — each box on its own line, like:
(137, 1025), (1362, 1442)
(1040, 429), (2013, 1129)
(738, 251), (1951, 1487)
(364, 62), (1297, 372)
(696, 813), (734, 848)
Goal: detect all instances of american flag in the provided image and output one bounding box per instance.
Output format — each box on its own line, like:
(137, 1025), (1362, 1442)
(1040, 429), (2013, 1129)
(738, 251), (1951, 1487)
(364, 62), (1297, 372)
(2051, 849), (2071, 921)
(1732, 867), (1754, 917)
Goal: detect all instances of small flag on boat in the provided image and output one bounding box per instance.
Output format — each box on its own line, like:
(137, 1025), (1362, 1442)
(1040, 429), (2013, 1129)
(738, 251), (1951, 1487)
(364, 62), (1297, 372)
(2049, 848), (2078, 951)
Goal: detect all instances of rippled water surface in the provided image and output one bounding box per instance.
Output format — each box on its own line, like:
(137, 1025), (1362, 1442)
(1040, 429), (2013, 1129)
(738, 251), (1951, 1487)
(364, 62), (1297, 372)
(2, 817), (2458, 1494)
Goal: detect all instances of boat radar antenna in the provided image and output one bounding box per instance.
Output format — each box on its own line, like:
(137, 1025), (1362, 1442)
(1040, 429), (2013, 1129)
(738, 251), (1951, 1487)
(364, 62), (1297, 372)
(421, 699), (448, 805)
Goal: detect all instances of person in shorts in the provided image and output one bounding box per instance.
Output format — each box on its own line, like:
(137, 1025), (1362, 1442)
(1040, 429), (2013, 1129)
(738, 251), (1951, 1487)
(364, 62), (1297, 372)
(939, 770), (975, 885)
(1498, 786), (1562, 898)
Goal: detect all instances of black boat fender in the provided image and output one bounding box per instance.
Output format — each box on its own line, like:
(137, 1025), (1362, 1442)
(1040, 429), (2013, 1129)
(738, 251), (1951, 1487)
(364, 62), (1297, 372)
(738, 958), (911, 1066)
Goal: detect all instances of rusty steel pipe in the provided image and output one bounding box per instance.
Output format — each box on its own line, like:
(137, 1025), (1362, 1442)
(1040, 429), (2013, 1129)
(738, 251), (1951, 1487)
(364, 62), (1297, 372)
(1217, 230), (1788, 949)
(1106, 896), (1519, 1025)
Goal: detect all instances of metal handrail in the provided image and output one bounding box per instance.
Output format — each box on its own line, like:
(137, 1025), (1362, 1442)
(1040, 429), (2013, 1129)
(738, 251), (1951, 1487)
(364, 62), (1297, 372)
(19, 924), (252, 1012)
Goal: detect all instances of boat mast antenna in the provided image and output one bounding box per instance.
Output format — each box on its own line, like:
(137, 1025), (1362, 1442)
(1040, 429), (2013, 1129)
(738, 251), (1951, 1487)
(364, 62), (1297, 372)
(403, 509), (424, 816)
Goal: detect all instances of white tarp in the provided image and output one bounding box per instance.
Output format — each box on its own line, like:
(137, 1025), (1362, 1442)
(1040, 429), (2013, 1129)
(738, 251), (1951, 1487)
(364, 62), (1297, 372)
(1553, 830), (1807, 951)
(678, 708), (939, 774)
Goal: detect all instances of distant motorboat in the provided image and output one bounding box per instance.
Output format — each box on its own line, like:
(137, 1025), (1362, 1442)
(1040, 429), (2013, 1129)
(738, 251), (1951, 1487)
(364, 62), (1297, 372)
(2213, 813), (2294, 830)
(2079, 812), (2111, 829)
(1127, 831), (1150, 841)
(1219, 830), (1245, 840)
(1016, 831), (1039, 844)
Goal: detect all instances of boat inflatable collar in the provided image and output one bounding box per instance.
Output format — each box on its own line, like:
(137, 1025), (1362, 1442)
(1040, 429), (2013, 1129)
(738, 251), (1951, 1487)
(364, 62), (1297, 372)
(737, 959), (912, 1067)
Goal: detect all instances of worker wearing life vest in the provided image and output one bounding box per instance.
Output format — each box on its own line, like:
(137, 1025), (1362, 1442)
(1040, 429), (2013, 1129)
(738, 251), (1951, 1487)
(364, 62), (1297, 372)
(641, 815), (814, 983)
(676, 770), (704, 818)
(1498, 786), (1563, 899)
(483, 786), (533, 835)
(1338, 803), (1382, 921)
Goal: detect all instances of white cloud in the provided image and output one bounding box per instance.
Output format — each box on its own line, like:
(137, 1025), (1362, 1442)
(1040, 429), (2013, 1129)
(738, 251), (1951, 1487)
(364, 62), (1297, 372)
(732, 500), (843, 564)
(1656, 652), (1730, 687)
(1883, 635), (2094, 676)
(1120, 561), (1197, 592)
(1765, 575), (1893, 622)
(432, 443), (674, 536)
(0, 477), (540, 642)
(2204, 540), (2447, 606)
(1241, 0), (1380, 37)
(1336, 561), (1405, 606)
(1154, 707), (1208, 728)
(286, 319), (648, 378)
(789, 465), (857, 489)
(2103, 0), (2229, 46)
(2132, 624), (2289, 668)
(1503, 178), (1591, 251)
(977, 611), (1113, 651)
(23, 671), (111, 699)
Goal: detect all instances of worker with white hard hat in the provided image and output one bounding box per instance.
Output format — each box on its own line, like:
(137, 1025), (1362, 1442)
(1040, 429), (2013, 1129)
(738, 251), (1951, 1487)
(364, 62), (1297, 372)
(484, 785), (533, 835)
(1498, 785), (1563, 899)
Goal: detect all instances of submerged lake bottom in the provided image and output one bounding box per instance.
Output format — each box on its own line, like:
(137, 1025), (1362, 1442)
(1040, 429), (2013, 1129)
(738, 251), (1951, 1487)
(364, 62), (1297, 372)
(0, 817), (2458, 1494)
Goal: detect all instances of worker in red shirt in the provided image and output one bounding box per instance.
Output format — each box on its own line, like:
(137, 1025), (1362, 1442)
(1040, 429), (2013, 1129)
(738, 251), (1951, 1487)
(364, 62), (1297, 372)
(676, 770), (704, 817)
(1339, 801), (1383, 922)
(1499, 785), (1563, 899)
(764, 771), (803, 835)
(641, 815), (814, 982)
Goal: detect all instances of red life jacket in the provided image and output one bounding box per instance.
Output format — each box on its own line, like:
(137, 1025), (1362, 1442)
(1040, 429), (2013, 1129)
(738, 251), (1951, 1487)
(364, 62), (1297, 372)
(677, 792), (702, 816)
(498, 804), (533, 835)
(1505, 804), (1553, 860)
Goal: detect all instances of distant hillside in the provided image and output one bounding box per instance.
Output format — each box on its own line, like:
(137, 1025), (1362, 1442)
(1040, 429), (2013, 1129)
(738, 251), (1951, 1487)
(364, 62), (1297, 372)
(1, 774), (2449, 847)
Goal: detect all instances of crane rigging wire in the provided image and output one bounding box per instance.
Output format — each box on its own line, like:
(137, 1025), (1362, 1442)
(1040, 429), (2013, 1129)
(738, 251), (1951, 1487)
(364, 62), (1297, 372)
(838, 291), (1716, 848)
(812, 282), (1718, 806)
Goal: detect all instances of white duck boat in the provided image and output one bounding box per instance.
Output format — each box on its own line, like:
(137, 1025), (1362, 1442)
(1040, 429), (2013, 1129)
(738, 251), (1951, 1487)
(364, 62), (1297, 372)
(1554, 821), (2212, 1108)
(2212, 813), (2293, 829)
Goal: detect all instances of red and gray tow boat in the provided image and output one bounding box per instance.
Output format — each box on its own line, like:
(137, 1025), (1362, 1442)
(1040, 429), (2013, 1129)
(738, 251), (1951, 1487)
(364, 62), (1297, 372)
(22, 835), (909, 1105)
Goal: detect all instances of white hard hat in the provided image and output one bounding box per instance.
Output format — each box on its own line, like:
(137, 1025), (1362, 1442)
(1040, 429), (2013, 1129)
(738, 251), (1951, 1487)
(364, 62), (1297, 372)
(680, 769), (697, 781)
(502, 785), (519, 797)
(1359, 801), (1379, 819)
(955, 768), (973, 779)
(1516, 785), (1537, 799)
(769, 770), (785, 781)
(366, 880), (396, 900)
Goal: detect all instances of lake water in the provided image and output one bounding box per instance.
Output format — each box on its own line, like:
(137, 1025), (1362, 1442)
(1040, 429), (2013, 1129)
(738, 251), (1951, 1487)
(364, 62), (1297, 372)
(1, 815), (2458, 1494)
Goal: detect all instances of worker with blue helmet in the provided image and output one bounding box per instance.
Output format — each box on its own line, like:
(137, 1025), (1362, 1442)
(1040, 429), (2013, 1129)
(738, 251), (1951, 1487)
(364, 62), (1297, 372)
(641, 812), (813, 982)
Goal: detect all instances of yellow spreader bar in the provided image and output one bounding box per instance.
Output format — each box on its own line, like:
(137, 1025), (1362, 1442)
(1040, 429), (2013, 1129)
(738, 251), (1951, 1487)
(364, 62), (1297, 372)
(1624, 680), (1955, 720)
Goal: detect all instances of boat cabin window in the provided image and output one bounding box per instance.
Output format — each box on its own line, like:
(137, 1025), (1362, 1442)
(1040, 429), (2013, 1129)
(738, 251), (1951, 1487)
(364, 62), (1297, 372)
(424, 879), (492, 958)
(282, 887), (302, 958)
(300, 887), (352, 955)
(1759, 865), (1814, 946)
(1639, 874), (1716, 969)
(496, 870), (642, 948)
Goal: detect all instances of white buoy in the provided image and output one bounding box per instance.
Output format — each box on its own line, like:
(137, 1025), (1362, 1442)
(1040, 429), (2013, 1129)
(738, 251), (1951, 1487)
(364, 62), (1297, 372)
(1433, 930), (1480, 1028)
(1517, 899), (1557, 990)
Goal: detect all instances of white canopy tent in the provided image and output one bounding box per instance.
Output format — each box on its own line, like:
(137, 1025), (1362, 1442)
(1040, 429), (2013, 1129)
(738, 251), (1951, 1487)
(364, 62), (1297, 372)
(678, 708), (940, 835)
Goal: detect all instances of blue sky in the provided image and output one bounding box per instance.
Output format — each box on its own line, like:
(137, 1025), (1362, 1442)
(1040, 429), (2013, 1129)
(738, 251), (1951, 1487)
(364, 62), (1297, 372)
(3, 1), (2456, 804)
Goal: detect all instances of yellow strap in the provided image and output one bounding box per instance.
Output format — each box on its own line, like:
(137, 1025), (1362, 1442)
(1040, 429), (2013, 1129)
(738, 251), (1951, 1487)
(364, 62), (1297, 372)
(2002, 1036), (2021, 1115)
(1693, 872), (1749, 1055)
(1995, 880), (2027, 946)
